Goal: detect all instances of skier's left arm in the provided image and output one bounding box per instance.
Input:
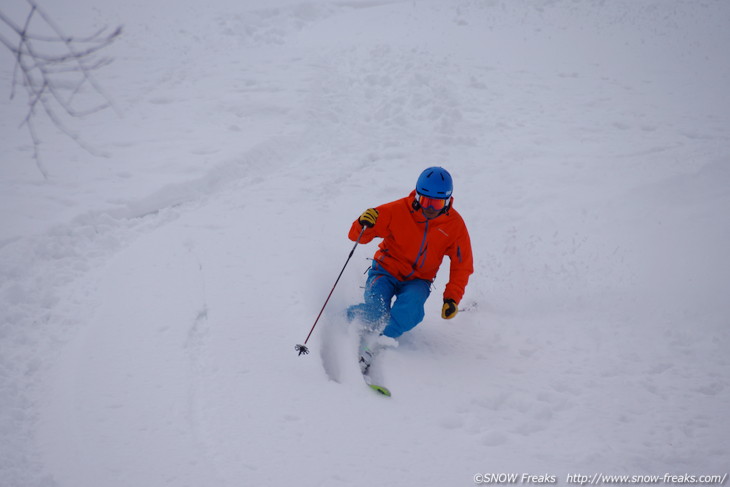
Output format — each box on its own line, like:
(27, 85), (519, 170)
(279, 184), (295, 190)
(443, 224), (474, 310)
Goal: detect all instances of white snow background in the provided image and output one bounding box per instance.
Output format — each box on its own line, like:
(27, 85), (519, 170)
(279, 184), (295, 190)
(1, 0), (729, 486)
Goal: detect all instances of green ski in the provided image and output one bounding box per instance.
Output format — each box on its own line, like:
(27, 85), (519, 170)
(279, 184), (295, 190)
(363, 374), (392, 397)
(368, 383), (392, 397)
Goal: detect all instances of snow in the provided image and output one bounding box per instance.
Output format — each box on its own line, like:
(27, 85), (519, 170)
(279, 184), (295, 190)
(1, 0), (729, 485)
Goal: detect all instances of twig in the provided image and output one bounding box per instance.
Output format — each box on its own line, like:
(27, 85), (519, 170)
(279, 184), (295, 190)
(0, 2), (122, 177)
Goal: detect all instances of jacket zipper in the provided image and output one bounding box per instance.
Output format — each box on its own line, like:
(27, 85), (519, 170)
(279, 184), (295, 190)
(404, 220), (430, 278)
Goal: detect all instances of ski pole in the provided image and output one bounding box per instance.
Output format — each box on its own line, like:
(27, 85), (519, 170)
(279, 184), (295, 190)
(295, 225), (367, 356)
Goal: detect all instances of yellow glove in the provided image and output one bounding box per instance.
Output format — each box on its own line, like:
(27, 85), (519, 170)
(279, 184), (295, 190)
(441, 299), (458, 319)
(358, 208), (379, 228)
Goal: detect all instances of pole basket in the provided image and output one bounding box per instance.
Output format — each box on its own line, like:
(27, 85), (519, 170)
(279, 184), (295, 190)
(295, 344), (310, 356)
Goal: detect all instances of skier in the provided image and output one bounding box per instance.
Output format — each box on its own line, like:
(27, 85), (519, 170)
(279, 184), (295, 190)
(347, 167), (474, 373)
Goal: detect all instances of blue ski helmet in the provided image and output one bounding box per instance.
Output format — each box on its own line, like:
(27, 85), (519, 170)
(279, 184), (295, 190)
(416, 167), (453, 198)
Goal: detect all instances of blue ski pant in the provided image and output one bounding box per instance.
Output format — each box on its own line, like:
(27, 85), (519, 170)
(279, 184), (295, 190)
(347, 261), (431, 338)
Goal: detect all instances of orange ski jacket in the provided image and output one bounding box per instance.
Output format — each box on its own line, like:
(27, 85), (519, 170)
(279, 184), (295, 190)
(349, 191), (474, 304)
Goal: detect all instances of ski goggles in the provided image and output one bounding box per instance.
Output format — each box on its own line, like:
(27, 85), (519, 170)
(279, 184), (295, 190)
(417, 193), (449, 211)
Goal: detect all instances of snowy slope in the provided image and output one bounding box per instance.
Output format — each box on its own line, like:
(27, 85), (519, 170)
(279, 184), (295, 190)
(1, 1), (729, 486)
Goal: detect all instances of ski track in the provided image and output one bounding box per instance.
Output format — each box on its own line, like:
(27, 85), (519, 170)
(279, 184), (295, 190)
(1, 0), (730, 486)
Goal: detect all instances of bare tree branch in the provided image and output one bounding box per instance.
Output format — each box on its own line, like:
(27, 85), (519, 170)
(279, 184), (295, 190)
(0, 1), (122, 178)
